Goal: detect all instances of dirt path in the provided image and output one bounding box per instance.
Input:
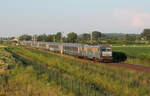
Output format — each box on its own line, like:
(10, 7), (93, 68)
(104, 62), (150, 74)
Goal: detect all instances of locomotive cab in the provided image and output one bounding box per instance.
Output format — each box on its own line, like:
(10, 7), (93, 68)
(101, 48), (112, 56)
(100, 45), (112, 61)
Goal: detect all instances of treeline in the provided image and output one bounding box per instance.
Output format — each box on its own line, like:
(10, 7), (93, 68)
(18, 29), (150, 44)
(19, 31), (101, 44)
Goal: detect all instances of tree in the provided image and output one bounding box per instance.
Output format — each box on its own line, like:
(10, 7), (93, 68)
(141, 29), (150, 40)
(67, 32), (77, 43)
(55, 32), (62, 42)
(37, 34), (48, 42)
(19, 35), (32, 41)
(82, 33), (90, 41)
(47, 34), (54, 42)
(92, 31), (101, 41)
(125, 34), (136, 41)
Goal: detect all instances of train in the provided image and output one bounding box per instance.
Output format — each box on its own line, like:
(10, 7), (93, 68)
(20, 41), (112, 62)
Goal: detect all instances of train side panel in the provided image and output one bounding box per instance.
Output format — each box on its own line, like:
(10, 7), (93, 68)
(83, 45), (101, 60)
(62, 43), (83, 57)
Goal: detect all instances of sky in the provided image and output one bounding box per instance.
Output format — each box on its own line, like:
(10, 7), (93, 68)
(0, 0), (150, 37)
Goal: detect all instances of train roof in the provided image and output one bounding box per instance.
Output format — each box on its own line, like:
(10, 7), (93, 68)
(99, 44), (111, 48)
(85, 44), (111, 48)
(37, 42), (85, 47)
(22, 41), (111, 48)
(62, 43), (85, 47)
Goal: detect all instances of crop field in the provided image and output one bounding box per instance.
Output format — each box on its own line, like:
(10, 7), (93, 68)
(112, 47), (150, 66)
(2, 46), (150, 96)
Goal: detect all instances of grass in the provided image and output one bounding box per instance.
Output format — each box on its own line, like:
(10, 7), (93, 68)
(6, 46), (150, 96)
(112, 47), (150, 66)
(0, 47), (65, 96)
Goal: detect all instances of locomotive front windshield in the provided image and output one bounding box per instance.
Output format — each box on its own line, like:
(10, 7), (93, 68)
(101, 48), (112, 57)
(102, 48), (112, 52)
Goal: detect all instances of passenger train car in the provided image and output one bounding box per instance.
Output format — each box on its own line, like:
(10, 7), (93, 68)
(21, 41), (112, 62)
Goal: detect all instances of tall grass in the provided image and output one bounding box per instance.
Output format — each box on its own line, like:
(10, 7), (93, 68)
(7, 46), (150, 96)
(0, 48), (65, 96)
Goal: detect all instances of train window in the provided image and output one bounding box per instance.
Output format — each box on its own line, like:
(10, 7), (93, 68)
(107, 49), (111, 51)
(64, 46), (78, 51)
(102, 48), (106, 51)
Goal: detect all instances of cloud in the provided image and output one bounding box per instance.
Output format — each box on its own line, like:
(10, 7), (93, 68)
(113, 8), (150, 29)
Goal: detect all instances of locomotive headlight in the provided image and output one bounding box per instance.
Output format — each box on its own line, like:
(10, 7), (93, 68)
(102, 48), (112, 57)
(102, 52), (112, 56)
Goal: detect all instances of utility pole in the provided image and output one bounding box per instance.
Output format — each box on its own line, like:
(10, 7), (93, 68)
(53, 35), (55, 42)
(136, 34), (139, 41)
(60, 32), (64, 54)
(90, 32), (93, 44)
(61, 32), (64, 43)
(32, 35), (37, 45)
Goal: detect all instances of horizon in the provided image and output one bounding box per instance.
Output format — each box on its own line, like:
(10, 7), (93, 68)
(0, 0), (150, 37)
(0, 32), (140, 38)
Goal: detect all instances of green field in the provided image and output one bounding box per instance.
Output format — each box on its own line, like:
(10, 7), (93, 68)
(2, 46), (150, 96)
(113, 47), (150, 59)
(112, 47), (150, 66)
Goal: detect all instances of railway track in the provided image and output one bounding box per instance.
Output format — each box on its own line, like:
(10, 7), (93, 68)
(79, 58), (150, 74)
(104, 62), (150, 74)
